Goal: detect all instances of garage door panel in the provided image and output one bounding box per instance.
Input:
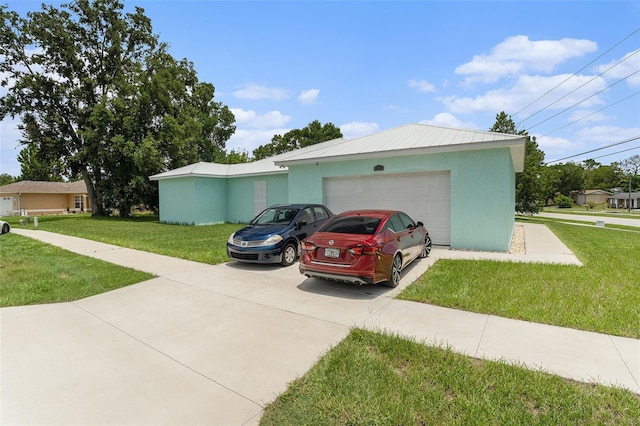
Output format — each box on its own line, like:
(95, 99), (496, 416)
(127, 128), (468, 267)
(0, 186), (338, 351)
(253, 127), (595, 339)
(323, 172), (450, 245)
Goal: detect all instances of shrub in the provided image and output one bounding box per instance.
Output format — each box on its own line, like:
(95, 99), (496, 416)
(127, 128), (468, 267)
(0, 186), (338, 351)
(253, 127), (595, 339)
(556, 195), (573, 208)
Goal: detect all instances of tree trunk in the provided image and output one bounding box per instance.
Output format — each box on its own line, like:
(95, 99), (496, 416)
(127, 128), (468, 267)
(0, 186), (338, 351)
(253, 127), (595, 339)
(118, 203), (131, 218)
(81, 169), (105, 216)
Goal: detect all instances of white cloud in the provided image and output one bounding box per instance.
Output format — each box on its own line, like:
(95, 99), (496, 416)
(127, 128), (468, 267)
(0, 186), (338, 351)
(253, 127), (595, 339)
(226, 108), (292, 154)
(441, 73), (607, 115)
(232, 83), (288, 100)
(575, 125), (640, 144)
(339, 121), (379, 139)
(565, 109), (608, 125)
(535, 134), (577, 159)
(456, 35), (598, 83)
(408, 79), (435, 93)
(537, 125), (640, 162)
(420, 113), (474, 129)
(229, 108), (291, 129)
(597, 49), (640, 88)
(226, 128), (291, 154)
(298, 88), (320, 104)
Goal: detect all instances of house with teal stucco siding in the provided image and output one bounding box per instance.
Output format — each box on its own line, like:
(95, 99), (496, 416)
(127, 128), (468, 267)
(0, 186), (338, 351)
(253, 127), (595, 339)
(150, 123), (526, 252)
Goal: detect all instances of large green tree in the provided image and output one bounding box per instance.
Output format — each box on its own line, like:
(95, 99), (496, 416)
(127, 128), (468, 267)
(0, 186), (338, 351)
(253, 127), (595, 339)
(16, 116), (66, 181)
(582, 159), (621, 192)
(0, 173), (15, 186)
(17, 145), (65, 182)
(253, 120), (342, 160)
(489, 112), (544, 214)
(0, 0), (235, 216)
(618, 154), (640, 192)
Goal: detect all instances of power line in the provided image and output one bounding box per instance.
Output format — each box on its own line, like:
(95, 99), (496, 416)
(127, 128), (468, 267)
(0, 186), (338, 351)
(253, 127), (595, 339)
(587, 145), (640, 161)
(541, 91), (640, 137)
(518, 49), (640, 125)
(545, 135), (640, 164)
(513, 27), (640, 118)
(527, 68), (640, 131)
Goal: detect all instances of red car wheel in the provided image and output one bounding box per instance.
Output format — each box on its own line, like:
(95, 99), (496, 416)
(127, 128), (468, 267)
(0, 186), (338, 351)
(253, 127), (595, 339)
(384, 254), (402, 288)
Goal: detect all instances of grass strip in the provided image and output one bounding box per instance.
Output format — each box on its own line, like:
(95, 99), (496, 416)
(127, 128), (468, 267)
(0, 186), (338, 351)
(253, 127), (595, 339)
(399, 219), (640, 338)
(0, 233), (153, 307)
(261, 329), (640, 425)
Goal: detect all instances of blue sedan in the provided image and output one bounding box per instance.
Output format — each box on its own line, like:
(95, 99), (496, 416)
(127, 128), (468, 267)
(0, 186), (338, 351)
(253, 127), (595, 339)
(227, 204), (333, 266)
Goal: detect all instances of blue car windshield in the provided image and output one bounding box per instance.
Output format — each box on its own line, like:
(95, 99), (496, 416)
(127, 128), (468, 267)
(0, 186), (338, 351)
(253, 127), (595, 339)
(252, 208), (300, 225)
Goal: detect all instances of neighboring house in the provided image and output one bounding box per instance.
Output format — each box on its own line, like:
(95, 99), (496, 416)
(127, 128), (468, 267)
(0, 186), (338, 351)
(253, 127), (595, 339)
(150, 123), (526, 252)
(0, 180), (90, 216)
(608, 191), (640, 209)
(572, 189), (613, 206)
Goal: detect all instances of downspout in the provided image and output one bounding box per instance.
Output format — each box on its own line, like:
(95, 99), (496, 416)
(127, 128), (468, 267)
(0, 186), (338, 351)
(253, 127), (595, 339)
(17, 192), (21, 215)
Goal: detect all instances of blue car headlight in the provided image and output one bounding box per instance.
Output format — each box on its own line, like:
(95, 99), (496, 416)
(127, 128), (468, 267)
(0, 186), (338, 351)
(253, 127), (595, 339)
(261, 234), (283, 246)
(228, 233), (235, 244)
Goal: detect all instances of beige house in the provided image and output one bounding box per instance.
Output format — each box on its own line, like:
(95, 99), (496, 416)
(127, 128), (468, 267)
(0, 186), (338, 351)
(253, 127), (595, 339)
(0, 180), (90, 216)
(571, 189), (613, 206)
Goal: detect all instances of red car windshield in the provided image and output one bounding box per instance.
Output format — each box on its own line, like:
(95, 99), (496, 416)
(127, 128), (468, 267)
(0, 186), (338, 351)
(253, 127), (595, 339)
(320, 216), (381, 235)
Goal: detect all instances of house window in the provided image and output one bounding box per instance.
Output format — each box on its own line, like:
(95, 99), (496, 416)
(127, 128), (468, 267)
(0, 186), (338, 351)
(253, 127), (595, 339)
(74, 196), (84, 210)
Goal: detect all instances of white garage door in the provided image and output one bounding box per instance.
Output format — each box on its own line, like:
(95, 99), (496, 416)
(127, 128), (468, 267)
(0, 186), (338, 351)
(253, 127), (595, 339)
(323, 171), (450, 245)
(1, 197), (14, 217)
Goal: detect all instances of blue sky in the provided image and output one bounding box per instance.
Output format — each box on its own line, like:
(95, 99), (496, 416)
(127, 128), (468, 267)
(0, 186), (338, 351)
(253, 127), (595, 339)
(1, 1), (639, 177)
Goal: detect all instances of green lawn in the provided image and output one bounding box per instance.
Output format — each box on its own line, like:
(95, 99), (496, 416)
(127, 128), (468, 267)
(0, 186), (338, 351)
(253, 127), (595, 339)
(261, 329), (640, 425)
(0, 232), (153, 307)
(399, 217), (640, 339)
(3, 214), (244, 265)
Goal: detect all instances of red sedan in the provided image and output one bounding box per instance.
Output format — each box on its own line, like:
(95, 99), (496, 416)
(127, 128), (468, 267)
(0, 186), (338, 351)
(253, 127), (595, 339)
(299, 210), (431, 287)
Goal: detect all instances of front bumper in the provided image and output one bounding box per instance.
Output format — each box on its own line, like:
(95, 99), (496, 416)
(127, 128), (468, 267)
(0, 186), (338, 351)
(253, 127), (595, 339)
(227, 244), (284, 264)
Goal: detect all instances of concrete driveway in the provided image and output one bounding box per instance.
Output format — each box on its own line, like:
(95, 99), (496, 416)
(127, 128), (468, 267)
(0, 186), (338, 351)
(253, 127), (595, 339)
(2, 226), (639, 425)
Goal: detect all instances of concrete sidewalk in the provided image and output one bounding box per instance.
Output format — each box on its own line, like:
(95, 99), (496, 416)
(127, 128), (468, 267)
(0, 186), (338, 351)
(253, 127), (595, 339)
(2, 224), (639, 425)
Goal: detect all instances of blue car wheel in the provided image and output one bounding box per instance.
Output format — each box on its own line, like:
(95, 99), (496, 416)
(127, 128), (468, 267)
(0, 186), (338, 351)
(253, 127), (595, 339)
(281, 242), (297, 266)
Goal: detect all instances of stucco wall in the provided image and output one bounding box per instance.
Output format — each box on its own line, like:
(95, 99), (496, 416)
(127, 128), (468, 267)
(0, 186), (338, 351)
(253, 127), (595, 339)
(157, 173), (288, 225)
(226, 173), (288, 223)
(286, 147), (515, 251)
(158, 176), (227, 225)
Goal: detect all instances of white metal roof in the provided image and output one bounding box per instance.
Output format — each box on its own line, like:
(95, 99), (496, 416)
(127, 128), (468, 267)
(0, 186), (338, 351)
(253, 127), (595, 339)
(150, 123), (527, 181)
(149, 137), (346, 180)
(274, 123), (527, 171)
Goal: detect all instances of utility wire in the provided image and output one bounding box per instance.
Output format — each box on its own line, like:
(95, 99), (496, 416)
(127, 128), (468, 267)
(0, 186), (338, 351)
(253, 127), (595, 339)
(546, 135), (640, 164)
(587, 145), (640, 161)
(541, 91), (640, 137)
(513, 27), (640, 118)
(518, 49), (640, 125)
(527, 68), (640, 131)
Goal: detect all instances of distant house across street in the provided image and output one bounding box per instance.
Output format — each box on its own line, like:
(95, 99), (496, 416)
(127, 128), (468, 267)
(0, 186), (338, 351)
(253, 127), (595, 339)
(0, 180), (89, 216)
(571, 189), (612, 206)
(608, 190), (640, 209)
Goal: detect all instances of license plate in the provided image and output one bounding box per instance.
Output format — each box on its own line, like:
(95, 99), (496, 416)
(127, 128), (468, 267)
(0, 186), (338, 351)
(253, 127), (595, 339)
(324, 248), (340, 258)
